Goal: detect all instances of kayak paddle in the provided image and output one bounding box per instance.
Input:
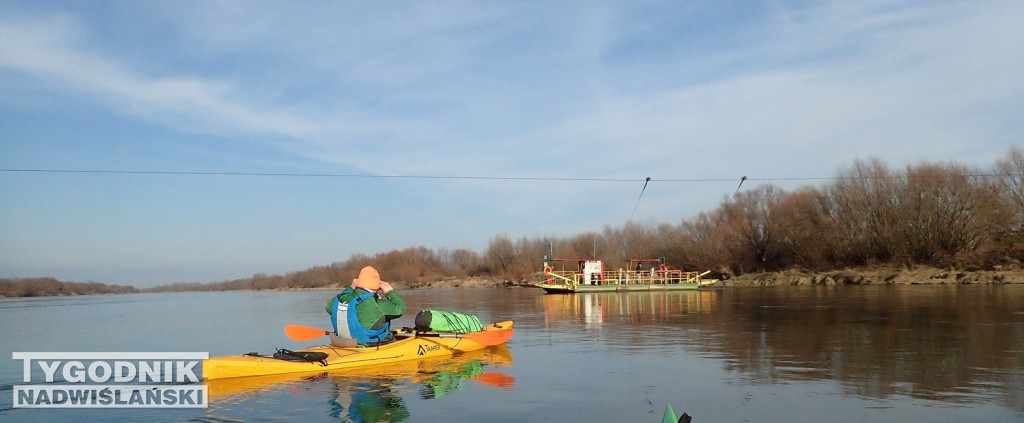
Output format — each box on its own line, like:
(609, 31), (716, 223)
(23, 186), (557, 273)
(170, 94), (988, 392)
(285, 325), (332, 341)
(284, 324), (514, 346)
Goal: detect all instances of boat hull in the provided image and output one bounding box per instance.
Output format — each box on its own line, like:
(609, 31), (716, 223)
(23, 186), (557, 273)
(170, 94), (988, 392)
(206, 344), (514, 398)
(204, 321), (513, 380)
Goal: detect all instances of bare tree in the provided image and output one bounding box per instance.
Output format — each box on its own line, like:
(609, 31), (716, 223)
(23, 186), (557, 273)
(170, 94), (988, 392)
(774, 187), (835, 270)
(828, 158), (901, 265)
(449, 248), (482, 276)
(993, 146), (1024, 263)
(680, 209), (730, 272)
(995, 146), (1024, 210)
(895, 163), (1001, 265)
(719, 185), (787, 272)
(485, 234), (516, 275)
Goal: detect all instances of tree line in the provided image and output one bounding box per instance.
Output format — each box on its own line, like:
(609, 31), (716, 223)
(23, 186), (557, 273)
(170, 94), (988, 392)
(7, 147), (1023, 296)
(148, 146), (1022, 292)
(0, 278), (137, 297)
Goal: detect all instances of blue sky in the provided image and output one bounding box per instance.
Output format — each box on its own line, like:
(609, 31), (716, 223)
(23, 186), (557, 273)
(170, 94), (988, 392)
(1, 1), (1022, 287)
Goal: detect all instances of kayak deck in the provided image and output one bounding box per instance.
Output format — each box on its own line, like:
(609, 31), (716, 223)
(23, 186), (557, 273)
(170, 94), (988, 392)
(203, 320), (513, 380)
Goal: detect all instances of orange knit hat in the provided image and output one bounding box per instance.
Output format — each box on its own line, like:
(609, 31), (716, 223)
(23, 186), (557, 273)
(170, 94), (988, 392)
(354, 266), (382, 291)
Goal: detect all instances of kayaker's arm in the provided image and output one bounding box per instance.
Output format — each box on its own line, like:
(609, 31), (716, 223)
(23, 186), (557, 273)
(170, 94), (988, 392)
(360, 291), (406, 331)
(379, 291), (406, 319)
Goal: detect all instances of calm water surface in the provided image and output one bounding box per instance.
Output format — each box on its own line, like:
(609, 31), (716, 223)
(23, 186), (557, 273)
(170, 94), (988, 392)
(1, 286), (1023, 422)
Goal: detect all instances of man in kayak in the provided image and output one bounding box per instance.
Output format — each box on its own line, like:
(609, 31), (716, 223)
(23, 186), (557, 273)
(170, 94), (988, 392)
(325, 266), (406, 347)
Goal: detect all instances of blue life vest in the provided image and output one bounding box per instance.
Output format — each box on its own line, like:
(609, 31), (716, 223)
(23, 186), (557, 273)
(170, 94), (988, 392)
(330, 289), (390, 345)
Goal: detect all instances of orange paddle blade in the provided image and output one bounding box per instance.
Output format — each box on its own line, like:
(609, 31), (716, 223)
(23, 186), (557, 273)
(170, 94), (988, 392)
(285, 325), (330, 341)
(473, 372), (515, 390)
(461, 328), (514, 346)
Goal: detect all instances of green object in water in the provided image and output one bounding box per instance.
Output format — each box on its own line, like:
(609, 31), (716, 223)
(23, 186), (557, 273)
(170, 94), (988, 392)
(663, 403), (678, 423)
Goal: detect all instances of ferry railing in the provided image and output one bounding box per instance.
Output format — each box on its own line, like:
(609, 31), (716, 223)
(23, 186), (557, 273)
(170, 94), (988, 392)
(544, 269), (579, 287)
(611, 268), (713, 285)
(544, 266), (716, 287)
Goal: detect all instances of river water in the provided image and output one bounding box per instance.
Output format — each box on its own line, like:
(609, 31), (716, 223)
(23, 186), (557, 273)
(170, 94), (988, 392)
(1, 285), (1022, 422)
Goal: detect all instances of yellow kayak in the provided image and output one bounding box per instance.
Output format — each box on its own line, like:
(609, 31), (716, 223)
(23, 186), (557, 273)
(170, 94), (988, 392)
(203, 321), (514, 380)
(206, 344), (515, 398)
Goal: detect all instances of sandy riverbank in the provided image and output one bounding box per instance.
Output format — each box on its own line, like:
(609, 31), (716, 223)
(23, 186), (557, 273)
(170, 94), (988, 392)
(715, 265), (1024, 286)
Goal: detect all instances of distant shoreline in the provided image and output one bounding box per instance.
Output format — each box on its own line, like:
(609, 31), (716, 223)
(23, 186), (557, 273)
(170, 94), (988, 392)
(416, 266), (1024, 288)
(4, 266), (1023, 298)
(720, 266), (1024, 286)
(449, 266), (1024, 288)
(358, 266), (1024, 290)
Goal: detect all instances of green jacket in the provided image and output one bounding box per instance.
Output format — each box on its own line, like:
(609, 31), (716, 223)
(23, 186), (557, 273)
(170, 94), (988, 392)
(325, 288), (406, 331)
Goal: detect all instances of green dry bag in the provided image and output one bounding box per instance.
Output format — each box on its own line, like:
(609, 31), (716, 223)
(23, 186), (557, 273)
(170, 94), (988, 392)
(414, 310), (484, 334)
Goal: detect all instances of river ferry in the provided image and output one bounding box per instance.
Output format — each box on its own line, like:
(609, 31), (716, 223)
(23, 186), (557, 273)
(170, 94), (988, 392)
(534, 257), (719, 294)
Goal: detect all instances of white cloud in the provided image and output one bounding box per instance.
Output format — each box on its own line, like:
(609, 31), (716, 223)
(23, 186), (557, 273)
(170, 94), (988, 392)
(0, 13), (365, 156)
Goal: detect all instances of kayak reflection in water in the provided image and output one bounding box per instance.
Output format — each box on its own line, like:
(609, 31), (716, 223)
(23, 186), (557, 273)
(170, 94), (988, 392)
(327, 357), (516, 422)
(420, 360), (486, 399)
(329, 380), (411, 423)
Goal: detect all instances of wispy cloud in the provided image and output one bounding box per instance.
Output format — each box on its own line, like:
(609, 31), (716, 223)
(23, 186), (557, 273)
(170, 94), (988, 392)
(4, 1), (1019, 192)
(0, 12), (361, 157)
(4, 2), (1021, 174)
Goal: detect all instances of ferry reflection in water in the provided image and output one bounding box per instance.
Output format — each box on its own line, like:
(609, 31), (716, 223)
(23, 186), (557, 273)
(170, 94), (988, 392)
(541, 290), (720, 329)
(204, 345), (514, 422)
